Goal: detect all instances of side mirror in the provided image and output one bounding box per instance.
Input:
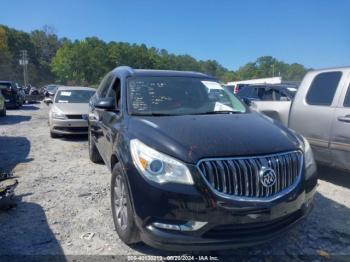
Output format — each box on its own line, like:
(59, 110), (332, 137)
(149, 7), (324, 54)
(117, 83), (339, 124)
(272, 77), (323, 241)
(94, 97), (115, 111)
(44, 97), (53, 105)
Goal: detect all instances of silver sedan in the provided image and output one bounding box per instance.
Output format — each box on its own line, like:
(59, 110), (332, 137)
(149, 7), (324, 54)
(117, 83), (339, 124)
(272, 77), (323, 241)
(47, 86), (95, 138)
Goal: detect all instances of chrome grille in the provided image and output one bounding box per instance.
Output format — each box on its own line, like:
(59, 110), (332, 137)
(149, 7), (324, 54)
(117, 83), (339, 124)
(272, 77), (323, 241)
(197, 151), (303, 199)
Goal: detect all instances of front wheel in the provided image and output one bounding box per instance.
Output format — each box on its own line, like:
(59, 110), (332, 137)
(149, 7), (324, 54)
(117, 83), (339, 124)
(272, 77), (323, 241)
(111, 163), (140, 244)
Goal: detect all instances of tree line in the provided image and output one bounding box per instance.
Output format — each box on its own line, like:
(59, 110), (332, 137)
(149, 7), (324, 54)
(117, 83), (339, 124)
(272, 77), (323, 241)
(0, 25), (308, 87)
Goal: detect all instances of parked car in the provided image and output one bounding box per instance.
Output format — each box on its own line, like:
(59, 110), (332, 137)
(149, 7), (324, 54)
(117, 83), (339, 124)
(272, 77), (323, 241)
(236, 84), (298, 125)
(0, 90), (6, 116)
(47, 86), (96, 138)
(87, 66), (317, 251)
(248, 67), (350, 172)
(0, 81), (22, 109)
(25, 86), (45, 103)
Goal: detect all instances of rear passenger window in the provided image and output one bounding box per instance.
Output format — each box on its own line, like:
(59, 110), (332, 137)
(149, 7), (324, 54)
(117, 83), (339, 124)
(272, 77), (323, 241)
(236, 88), (253, 98)
(306, 72), (342, 106)
(258, 88), (273, 101)
(344, 85), (350, 107)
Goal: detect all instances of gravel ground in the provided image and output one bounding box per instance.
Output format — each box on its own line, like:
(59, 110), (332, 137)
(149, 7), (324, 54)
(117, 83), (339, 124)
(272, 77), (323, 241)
(0, 103), (349, 261)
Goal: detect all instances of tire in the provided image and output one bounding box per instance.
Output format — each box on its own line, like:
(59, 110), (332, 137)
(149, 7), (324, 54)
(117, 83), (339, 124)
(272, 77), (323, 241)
(50, 131), (59, 138)
(111, 163), (140, 244)
(88, 127), (103, 163)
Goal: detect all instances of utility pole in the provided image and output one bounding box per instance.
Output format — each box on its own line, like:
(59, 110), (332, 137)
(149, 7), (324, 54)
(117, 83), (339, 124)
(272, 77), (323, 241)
(19, 50), (29, 86)
(272, 64), (275, 77)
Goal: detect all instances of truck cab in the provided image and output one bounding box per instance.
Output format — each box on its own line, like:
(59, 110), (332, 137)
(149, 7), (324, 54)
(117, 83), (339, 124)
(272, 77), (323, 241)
(246, 67), (350, 172)
(290, 67), (350, 172)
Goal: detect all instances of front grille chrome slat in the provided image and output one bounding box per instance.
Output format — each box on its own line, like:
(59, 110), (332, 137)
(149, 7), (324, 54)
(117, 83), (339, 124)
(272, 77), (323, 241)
(197, 151), (303, 201)
(227, 161), (239, 195)
(249, 159), (260, 197)
(216, 161), (227, 193)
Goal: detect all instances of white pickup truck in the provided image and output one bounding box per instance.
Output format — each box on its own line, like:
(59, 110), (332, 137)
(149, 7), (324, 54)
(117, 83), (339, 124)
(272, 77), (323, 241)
(249, 67), (350, 172)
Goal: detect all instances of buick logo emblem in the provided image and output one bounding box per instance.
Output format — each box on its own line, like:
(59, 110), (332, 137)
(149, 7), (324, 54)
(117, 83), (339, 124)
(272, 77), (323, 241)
(259, 167), (276, 187)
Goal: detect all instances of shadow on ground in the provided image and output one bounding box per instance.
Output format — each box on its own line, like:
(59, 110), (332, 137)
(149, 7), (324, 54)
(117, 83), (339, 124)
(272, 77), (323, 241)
(0, 194), (66, 260)
(318, 164), (350, 189)
(20, 104), (40, 111)
(26, 101), (41, 105)
(0, 115), (31, 125)
(0, 136), (32, 173)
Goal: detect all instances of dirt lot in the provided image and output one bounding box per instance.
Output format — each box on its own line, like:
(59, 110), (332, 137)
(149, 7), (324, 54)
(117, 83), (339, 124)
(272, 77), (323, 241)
(0, 103), (350, 261)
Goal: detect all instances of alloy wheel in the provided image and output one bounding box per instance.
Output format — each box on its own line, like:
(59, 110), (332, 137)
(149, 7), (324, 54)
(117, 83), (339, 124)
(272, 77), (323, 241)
(113, 175), (128, 231)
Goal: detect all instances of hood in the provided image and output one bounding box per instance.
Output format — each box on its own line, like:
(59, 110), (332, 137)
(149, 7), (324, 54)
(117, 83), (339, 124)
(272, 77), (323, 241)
(128, 112), (301, 164)
(53, 103), (89, 115)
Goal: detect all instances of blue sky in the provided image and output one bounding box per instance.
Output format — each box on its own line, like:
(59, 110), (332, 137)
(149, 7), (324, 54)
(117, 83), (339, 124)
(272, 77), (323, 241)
(1, 0), (349, 70)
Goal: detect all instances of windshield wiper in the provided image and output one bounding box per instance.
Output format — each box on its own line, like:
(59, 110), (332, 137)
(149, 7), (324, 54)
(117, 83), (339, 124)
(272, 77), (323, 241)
(132, 111), (243, 116)
(132, 113), (178, 116)
(190, 111), (243, 115)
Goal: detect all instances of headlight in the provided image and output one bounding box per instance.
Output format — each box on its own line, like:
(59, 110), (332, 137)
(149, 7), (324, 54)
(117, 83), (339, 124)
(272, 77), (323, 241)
(302, 136), (314, 168)
(130, 139), (194, 185)
(302, 136), (317, 178)
(52, 111), (67, 119)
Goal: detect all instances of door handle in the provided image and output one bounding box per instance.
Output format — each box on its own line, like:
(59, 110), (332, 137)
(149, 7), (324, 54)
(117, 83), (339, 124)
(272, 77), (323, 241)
(337, 115), (350, 123)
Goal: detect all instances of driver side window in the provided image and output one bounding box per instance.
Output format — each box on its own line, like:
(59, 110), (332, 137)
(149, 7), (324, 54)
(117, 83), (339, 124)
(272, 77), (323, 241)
(97, 73), (113, 98)
(106, 77), (121, 111)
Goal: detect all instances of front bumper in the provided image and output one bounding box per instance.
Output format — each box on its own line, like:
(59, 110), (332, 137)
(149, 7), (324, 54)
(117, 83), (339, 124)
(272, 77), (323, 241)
(123, 161), (317, 251)
(50, 118), (88, 134)
(142, 203), (313, 251)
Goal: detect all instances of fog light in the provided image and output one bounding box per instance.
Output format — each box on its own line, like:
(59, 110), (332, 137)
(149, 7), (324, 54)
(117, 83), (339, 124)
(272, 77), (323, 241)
(180, 221), (208, 231)
(152, 220), (207, 231)
(152, 222), (180, 231)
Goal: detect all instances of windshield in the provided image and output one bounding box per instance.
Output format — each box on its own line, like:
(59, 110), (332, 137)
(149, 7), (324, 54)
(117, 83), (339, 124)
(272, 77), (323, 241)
(127, 77), (246, 116)
(55, 90), (95, 103)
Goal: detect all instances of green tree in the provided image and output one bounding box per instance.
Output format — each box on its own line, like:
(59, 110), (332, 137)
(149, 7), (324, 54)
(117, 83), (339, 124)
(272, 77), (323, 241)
(30, 26), (61, 85)
(235, 56), (308, 81)
(1, 24), (309, 86)
(0, 26), (13, 80)
(52, 37), (110, 85)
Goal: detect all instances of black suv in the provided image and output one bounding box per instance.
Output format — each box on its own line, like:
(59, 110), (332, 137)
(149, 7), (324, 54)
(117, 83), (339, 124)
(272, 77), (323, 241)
(0, 81), (22, 109)
(88, 66), (317, 251)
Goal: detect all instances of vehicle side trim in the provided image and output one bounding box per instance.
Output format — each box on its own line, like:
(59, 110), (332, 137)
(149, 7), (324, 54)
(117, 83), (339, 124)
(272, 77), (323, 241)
(330, 142), (350, 152)
(307, 137), (329, 148)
